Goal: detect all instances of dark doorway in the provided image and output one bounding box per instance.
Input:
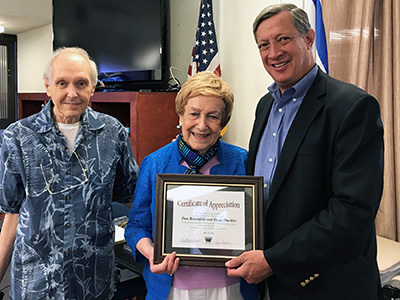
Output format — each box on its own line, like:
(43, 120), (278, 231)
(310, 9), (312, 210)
(0, 33), (17, 130)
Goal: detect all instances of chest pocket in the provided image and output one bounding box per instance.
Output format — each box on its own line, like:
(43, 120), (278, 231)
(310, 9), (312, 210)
(24, 146), (53, 198)
(92, 142), (120, 185)
(297, 142), (327, 156)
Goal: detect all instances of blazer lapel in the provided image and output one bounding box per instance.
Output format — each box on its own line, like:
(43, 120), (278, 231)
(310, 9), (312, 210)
(253, 96), (274, 149)
(268, 70), (327, 204)
(247, 95), (274, 174)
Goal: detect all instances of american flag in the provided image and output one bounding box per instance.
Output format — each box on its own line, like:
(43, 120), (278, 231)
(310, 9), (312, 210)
(188, 0), (221, 77)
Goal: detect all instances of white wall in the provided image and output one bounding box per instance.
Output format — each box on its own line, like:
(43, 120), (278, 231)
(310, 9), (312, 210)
(17, 24), (52, 92)
(17, 0), (303, 149)
(169, 0), (201, 83)
(219, 0), (302, 149)
(219, 1), (274, 149)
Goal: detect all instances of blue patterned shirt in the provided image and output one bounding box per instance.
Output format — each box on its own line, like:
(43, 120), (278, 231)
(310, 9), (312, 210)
(0, 101), (138, 299)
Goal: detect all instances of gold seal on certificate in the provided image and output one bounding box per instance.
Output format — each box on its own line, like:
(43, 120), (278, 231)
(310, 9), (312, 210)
(154, 174), (264, 267)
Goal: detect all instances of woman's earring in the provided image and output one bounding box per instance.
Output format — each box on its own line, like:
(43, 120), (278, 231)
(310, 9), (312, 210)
(176, 121), (182, 129)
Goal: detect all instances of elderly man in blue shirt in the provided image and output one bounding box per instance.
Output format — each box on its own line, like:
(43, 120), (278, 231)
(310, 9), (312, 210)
(0, 47), (138, 299)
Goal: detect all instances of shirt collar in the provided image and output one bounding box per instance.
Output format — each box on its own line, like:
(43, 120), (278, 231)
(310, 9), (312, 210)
(268, 64), (319, 103)
(32, 100), (105, 134)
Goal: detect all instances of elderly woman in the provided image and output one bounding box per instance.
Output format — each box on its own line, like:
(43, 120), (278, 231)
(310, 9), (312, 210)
(124, 72), (257, 300)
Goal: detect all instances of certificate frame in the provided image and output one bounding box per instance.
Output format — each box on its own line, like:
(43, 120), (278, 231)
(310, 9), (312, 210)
(154, 174), (263, 267)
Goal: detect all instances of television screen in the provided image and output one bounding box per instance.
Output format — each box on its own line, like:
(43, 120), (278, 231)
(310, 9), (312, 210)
(52, 0), (168, 91)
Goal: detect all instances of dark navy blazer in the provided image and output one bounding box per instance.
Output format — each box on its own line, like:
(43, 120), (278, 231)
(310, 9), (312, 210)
(247, 69), (384, 299)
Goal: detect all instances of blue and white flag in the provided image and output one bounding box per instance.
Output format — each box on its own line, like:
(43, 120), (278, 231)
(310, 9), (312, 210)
(306, 0), (329, 74)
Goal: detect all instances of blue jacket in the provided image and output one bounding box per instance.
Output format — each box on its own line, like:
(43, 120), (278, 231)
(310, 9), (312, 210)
(125, 139), (258, 299)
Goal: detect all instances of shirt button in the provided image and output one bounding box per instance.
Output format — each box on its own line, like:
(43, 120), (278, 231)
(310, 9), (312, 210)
(264, 184), (268, 188)
(278, 108), (283, 112)
(62, 146), (66, 151)
(66, 195), (71, 201)
(268, 158), (273, 163)
(272, 132), (276, 137)
(66, 222), (71, 228)
(66, 169), (71, 175)
(293, 98), (297, 102)
(65, 249), (70, 255)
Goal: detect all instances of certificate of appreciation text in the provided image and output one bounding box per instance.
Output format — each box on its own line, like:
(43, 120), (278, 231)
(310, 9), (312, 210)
(170, 186), (245, 250)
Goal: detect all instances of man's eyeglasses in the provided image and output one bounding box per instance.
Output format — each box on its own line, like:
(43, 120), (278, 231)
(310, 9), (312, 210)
(40, 151), (88, 195)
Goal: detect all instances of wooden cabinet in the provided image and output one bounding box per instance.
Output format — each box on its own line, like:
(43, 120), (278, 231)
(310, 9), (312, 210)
(18, 92), (180, 164)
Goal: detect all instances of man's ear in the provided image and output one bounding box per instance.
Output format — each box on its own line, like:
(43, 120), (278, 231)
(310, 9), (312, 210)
(305, 28), (316, 49)
(44, 79), (51, 97)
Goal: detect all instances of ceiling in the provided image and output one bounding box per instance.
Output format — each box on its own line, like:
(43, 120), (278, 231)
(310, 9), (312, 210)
(0, 0), (52, 35)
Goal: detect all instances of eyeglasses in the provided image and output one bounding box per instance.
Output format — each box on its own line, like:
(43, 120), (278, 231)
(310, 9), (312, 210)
(40, 151), (88, 195)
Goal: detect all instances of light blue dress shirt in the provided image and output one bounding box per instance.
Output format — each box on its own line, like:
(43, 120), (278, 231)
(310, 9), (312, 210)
(0, 101), (138, 299)
(255, 65), (318, 209)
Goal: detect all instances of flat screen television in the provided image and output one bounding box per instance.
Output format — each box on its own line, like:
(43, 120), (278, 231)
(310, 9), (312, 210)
(52, 0), (169, 91)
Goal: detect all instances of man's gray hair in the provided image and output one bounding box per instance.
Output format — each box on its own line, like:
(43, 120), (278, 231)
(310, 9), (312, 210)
(43, 47), (98, 87)
(253, 3), (311, 41)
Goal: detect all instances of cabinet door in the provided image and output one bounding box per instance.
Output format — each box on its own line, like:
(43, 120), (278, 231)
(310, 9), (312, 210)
(17, 93), (49, 120)
(134, 92), (180, 164)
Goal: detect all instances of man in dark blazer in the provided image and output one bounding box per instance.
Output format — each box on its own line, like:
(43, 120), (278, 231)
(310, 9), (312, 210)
(226, 3), (384, 300)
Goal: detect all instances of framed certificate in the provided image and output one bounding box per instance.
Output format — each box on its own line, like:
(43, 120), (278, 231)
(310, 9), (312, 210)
(154, 174), (264, 267)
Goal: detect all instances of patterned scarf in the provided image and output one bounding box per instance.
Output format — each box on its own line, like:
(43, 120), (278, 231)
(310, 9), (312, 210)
(177, 132), (220, 174)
